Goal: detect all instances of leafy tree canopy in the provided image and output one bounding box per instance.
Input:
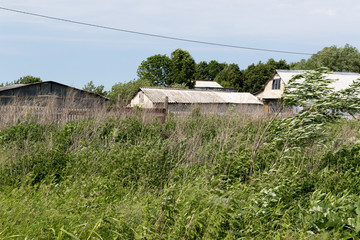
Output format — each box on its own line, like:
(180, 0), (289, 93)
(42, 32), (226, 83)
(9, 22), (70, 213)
(214, 64), (243, 90)
(208, 60), (227, 81)
(107, 78), (152, 106)
(136, 49), (196, 88)
(0, 76), (42, 86)
(14, 75), (42, 84)
(82, 81), (108, 96)
(292, 44), (360, 73)
(242, 58), (289, 93)
(194, 61), (210, 81)
(169, 49), (196, 88)
(194, 60), (228, 82)
(1, 75), (42, 87)
(137, 54), (171, 86)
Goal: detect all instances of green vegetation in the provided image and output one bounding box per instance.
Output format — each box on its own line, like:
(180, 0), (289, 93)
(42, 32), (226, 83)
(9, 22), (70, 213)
(82, 81), (108, 96)
(292, 44), (360, 73)
(2, 59), (360, 239)
(214, 63), (243, 90)
(241, 58), (290, 93)
(169, 49), (196, 88)
(1, 111), (360, 239)
(13, 75), (42, 85)
(137, 54), (172, 87)
(0, 75), (42, 87)
(134, 51), (290, 93)
(107, 78), (152, 105)
(137, 49), (196, 88)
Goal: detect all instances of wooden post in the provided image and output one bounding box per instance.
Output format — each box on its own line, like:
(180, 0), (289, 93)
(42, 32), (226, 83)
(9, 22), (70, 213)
(264, 101), (269, 114)
(164, 96), (168, 113)
(163, 96), (169, 121)
(117, 94), (122, 108)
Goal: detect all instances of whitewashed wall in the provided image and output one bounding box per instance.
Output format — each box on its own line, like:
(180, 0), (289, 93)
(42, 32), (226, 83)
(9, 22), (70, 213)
(130, 91), (154, 108)
(256, 73), (285, 99)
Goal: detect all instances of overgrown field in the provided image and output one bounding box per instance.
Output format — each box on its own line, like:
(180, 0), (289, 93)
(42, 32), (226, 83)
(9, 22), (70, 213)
(1, 114), (360, 239)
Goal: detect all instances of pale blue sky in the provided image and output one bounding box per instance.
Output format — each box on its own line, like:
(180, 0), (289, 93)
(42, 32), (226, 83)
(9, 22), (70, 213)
(1, 0), (360, 90)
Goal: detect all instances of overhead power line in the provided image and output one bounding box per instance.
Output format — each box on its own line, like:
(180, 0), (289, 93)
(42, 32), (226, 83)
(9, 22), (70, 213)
(0, 6), (314, 56)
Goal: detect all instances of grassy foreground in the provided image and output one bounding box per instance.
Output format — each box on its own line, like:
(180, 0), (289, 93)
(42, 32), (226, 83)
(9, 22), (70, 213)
(0, 114), (360, 239)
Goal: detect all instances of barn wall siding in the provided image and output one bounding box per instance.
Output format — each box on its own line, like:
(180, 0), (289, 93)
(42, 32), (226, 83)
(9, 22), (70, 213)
(0, 82), (108, 109)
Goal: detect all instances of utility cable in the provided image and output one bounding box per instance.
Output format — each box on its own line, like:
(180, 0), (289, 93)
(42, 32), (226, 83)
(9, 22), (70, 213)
(0, 6), (314, 56)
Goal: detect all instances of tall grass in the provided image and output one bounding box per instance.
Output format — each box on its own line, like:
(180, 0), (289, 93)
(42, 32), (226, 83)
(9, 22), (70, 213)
(0, 108), (360, 239)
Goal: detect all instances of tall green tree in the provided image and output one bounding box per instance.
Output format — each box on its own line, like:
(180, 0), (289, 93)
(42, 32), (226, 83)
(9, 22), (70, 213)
(242, 59), (289, 93)
(82, 81), (107, 96)
(214, 64), (243, 90)
(169, 49), (196, 88)
(137, 54), (172, 86)
(208, 60), (227, 81)
(194, 61), (210, 80)
(292, 44), (360, 73)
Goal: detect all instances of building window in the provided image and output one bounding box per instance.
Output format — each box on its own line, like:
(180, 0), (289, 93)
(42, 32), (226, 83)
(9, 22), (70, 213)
(272, 79), (281, 90)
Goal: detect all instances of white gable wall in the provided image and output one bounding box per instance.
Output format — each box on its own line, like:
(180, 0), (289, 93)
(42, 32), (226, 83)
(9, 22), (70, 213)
(130, 91), (155, 108)
(256, 73), (286, 100)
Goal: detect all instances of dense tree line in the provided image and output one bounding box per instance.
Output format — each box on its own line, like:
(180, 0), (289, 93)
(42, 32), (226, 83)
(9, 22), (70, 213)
(291, 44), (360, 73)
(134, 49), (292, 94)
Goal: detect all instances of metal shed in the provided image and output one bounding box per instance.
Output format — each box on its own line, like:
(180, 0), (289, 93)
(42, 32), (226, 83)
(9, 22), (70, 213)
(130, 87), (263, 115)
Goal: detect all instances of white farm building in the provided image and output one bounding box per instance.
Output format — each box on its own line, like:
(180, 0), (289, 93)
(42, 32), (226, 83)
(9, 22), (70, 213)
(130, 87), (263, 115)
(256, 70), (360, 113)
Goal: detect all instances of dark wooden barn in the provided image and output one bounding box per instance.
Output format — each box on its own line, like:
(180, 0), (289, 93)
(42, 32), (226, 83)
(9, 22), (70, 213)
(0, 81), (109, 108)
(0, 81), (109, 124)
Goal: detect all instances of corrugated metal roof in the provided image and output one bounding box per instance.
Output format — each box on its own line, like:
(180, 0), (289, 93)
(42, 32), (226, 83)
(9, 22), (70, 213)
(276, 70), (360, 91)
(0, 84), (26, 91)
(140, 87), (262, 105)
(195, 81), (223, 88)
